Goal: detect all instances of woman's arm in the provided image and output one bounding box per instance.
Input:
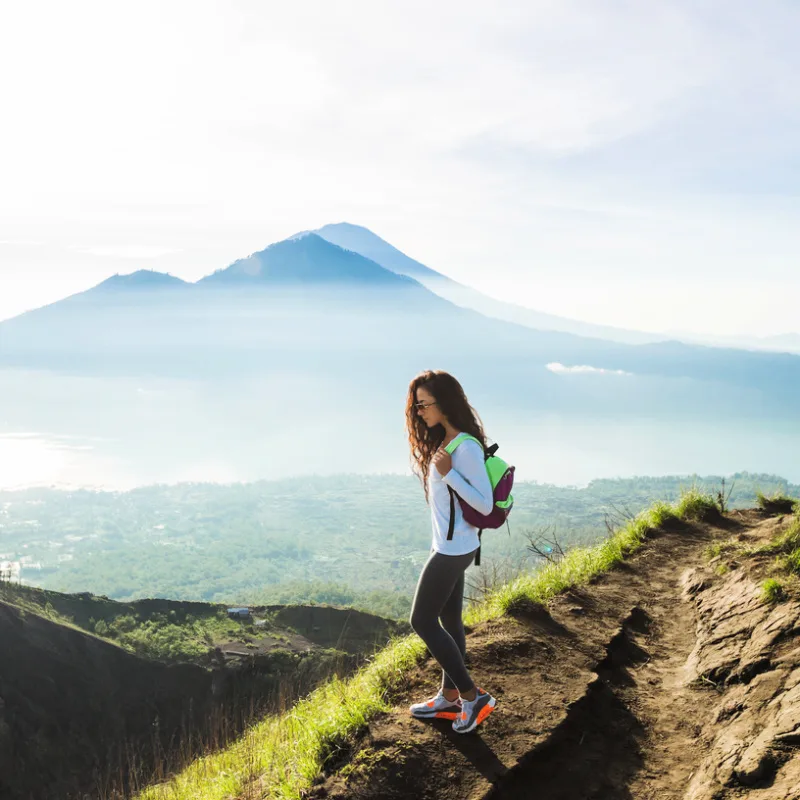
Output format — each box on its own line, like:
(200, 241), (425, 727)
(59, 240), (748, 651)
(442, 440), (494, 515)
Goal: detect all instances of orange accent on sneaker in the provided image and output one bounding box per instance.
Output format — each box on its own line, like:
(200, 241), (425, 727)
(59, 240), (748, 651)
(434, 711), (458, 720)
(460, 711), (467, 720)
(426, 700), (435, 707)
(475, 702), (495, 726)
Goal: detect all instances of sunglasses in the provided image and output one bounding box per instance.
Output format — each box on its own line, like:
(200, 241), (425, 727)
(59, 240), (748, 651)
(415, 401), (437, 409)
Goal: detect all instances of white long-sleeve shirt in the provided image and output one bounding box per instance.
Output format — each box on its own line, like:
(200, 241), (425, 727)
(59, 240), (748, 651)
(429, 437), (494, 556)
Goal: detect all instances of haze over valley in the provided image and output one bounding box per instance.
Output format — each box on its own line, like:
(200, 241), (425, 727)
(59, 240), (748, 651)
(1, 225), (799, 493)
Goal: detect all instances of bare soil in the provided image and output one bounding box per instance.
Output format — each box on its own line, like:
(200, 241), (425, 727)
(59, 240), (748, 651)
(308, 510), (800, 800)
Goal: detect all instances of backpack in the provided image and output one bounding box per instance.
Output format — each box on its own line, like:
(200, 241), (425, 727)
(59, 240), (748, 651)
(443, 433), (515, 566)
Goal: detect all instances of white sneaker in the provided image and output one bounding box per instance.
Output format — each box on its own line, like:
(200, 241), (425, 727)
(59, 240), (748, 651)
(452, 688), (496, 734)
(409, 690), (463, 720)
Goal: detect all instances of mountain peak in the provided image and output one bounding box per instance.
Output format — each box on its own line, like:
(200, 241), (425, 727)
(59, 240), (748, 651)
(94, 270), (189, 291)
(317, 221), (372, 235)
(198, 233), (417, 288)
(314, 223), (445, 282)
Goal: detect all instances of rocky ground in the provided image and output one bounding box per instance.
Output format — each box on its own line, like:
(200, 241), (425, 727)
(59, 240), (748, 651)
(308, 509), (800, 800)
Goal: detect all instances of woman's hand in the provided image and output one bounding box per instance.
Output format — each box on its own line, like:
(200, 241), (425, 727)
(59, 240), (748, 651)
(433, 447), (452, 476)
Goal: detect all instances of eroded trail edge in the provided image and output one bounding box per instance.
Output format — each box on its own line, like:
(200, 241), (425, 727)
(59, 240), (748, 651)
(310, 511), (800, 800)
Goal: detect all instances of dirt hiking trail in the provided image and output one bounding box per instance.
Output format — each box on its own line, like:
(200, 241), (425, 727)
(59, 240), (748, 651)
(308, 510), (800, 800)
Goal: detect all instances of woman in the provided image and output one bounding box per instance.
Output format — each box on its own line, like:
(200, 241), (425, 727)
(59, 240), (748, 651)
(406, 369), (497, 734)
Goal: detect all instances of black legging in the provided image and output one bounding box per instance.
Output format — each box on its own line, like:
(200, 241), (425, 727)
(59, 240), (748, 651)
(409, 549), (477, 694)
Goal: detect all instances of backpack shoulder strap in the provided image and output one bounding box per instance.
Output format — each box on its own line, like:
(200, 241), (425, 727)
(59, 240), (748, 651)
(444, 433), (482, 456)
(444, 435), (472, 541)
(446, 485), (456, 540)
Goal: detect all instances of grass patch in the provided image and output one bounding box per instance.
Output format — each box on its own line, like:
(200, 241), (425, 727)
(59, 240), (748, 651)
(782, 549), (800, 575)
(752, 510), (800, 593)
(769, 513), (800, 577)
(648, 500), (681, 528)
(675, 488), (720, 522)
(704, 539), (739, 571)
(704, 543), (723, 561)
(750, 514), (800, 558)
(756, 490), (798, 516)
(776, 515), (800, 552)
(137, 489), (715, 800)
(761, 578), (786, 604)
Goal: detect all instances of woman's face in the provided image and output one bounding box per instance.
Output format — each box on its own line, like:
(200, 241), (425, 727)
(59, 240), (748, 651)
(415, 386), (446, 429)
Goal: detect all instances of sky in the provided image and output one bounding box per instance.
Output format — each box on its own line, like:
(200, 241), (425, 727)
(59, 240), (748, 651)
(1, 0), (799, 336)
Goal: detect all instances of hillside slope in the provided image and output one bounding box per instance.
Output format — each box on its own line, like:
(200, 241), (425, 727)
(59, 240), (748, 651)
(0, 587), (404, 800)
(309, 509), (800, 800)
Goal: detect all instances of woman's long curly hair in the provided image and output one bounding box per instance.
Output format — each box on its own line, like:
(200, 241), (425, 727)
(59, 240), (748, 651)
(406, 370), (487, 501)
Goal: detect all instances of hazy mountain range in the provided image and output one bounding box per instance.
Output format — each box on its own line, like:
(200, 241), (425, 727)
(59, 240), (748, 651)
(313, 223), (800, 355)
(1, 224), (799, 488)
(1, 227), (798, 405)
(312, 223), (663, 345)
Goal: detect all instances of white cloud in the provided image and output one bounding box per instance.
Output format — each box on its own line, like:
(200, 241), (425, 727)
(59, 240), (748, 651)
(547, 363), (633, 377)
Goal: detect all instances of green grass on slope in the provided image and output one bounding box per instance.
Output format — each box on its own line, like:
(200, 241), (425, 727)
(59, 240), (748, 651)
(749, 505), (800, 558)
(760, 506), (800, 583)
(465, 494), (717, 623)
(756, 490), (798, 516)
(0, 582), (131, 650)
(761, 578), (786, 604)
(138, 489), (718, 800)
